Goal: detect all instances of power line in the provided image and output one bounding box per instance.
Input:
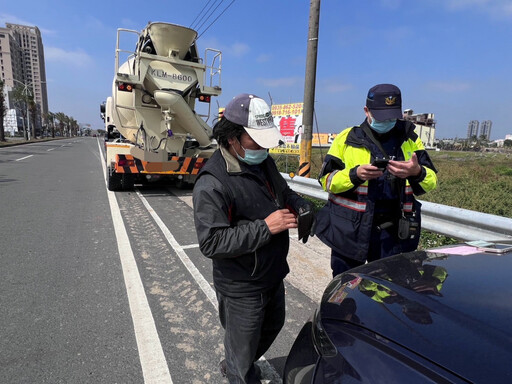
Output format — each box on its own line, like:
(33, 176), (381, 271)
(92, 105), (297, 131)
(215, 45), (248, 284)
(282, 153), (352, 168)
(197, 0), (236, 39)
(190, 0), (219, 30)
(190, 0), (216, 30)
(195, 0), (224, 33)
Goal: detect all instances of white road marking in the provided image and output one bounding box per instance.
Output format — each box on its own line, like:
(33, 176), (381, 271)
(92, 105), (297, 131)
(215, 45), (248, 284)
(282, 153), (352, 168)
(136, 190), (218, 309)
(47, 148), (56, 152)
(180, 243), (200, 250)
(15, 155), (34, 161)
(96, 139), (173, 384)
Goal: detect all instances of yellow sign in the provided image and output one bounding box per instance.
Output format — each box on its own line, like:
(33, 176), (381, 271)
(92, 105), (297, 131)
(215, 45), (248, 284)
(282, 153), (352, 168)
(269, 143), (300, 155)
(271, 103), (303, 117)
(312, 133), (337, 146)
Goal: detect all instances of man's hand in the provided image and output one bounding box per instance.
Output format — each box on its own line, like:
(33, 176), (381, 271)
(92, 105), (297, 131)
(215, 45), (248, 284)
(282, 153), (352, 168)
(356, 164), (384, 180)
(265, 209), (298, 235)
(388, 153), (422, 179)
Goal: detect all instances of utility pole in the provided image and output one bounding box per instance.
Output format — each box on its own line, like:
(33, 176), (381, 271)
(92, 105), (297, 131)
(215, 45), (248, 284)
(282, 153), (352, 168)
(299, 0), (321, 178)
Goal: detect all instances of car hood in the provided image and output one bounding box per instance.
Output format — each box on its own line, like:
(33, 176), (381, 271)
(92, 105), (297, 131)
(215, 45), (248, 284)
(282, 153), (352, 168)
(320, 248), (512, 382)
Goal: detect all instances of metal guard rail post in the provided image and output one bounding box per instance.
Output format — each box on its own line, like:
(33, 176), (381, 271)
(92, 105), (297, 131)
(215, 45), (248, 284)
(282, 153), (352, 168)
(281, 173), (512, 242)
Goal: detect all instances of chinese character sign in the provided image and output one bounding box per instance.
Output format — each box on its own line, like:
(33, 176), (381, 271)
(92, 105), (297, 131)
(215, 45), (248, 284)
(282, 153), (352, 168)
(271, 103), (303, 143)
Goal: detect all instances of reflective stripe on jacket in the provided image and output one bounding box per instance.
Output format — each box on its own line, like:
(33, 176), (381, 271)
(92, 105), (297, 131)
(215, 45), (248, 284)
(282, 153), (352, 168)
(314, 119), (438, 261)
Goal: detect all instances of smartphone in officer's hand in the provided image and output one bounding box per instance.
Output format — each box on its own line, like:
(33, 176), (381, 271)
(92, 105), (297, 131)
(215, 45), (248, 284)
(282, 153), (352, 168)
(371, 158), (389, 171)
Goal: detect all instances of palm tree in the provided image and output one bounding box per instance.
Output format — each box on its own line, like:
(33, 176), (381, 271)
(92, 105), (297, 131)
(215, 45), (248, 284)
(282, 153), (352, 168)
(29, 99), (37, 139)
(11, 84), (34, 140)
(55, 112), (67, 137)
(47, 112), (56, 138)
(69, 117), (78, 136)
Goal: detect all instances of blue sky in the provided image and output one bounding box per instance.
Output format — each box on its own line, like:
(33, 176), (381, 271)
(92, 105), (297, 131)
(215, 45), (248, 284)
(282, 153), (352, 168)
(2, 0), (512, 140)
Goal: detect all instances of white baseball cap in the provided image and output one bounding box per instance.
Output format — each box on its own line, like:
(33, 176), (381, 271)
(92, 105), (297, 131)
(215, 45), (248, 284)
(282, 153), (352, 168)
(223, 93), (284, 148)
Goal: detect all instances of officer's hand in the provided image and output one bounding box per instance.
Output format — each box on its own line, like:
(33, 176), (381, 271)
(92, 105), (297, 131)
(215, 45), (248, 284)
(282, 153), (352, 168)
(265, 209), (298, 235)
(357, 164), (384, 180)
(298, 204), (315, 244)
(388, 153), (422, 179)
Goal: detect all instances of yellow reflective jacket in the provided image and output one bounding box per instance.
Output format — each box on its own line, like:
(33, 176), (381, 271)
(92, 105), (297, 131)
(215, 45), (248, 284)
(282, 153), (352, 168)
(315, 120), (438, 261)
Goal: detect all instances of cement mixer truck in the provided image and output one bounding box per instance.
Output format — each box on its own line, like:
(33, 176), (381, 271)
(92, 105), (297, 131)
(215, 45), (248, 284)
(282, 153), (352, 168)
(101, 22), (221, 191)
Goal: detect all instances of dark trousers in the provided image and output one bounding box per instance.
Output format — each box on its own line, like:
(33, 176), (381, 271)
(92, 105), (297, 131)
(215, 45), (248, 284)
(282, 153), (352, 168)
(216, 281), (285, 384)
(331, 224), (399, 277)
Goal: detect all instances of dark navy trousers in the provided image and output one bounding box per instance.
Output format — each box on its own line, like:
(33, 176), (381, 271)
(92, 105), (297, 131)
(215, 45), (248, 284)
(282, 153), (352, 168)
(216, 281), (285, 384)
(331, 223), (399, 277)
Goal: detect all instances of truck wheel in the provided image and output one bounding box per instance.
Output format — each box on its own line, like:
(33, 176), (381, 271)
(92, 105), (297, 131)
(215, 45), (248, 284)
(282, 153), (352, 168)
(121, 174), (135, 191)
(107, 167), (122, 191)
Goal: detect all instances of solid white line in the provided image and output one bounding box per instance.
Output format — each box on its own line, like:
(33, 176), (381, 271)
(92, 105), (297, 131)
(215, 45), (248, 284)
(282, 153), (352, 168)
(47, 148), (56, 152)
(180, 244), (200, 250)
(15, 155), (34, 161)
(136, 190), (219, 309)
(96, 139), (172, 384)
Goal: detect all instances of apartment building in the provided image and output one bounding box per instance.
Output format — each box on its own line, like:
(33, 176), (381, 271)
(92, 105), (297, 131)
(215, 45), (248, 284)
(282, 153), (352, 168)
(480, 120), (492, 140)
(0, 26), (24, 135)
(1, 23), (48, 134)
(467, 120), (479, 139)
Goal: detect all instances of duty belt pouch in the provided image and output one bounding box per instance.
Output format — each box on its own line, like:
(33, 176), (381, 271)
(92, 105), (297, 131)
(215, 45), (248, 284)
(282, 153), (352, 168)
(398, 213), (419, 240)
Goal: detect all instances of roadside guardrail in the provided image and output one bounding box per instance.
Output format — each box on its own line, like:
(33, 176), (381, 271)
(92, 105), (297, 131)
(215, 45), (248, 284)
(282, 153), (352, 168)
(281, 173), (512, 241)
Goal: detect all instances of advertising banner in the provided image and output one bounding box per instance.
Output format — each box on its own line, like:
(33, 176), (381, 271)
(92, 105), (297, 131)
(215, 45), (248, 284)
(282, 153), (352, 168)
(312, 133), (337, 147)
(271, 103), (304, 144)
(219, 104), (337, 152)
(269, 143), (300, 155)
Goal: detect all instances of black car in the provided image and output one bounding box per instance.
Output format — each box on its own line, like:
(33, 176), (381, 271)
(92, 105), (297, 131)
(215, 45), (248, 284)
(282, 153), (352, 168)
(284, 244), (512, 383)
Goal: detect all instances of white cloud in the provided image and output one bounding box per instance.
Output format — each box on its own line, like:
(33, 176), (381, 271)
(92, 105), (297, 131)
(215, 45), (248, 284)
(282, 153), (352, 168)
(445, 0), (491, 9)
(0, 13), (33, 27)
(198, 37), (249, 58)
(259, 77), (302, 88)
(257, 54), (272, 63)
(323, 82), (352, 94)
(0, 13), (55, 35)
(379, 0), (403, 9)
(45, 46), (94, 68)
(426, 81), (471, 92)
(441, 0), (512, 18)
(229, 43), (250, 57)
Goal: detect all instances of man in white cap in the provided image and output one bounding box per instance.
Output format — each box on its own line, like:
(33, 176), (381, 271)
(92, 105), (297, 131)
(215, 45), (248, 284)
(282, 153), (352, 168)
(193, 93), (314, 383)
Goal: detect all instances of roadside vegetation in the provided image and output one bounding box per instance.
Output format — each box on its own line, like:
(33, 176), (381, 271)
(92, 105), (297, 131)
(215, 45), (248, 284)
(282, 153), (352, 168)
(272, 149), (512, 248)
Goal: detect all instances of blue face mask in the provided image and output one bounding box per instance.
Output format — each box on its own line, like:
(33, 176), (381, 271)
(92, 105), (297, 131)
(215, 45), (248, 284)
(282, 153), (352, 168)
(370, 117), (397, 133)
(236, 140), (268, 165)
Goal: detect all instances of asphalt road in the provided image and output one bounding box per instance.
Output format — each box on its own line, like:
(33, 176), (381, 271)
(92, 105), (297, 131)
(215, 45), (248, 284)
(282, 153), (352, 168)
(0, 137), (332, 384)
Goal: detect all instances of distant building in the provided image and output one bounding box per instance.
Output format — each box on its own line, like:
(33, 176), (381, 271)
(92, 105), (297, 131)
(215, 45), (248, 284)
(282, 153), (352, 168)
(1, 23), (49, 134)
(467, 120), (479, 139)
(403, 109), (436, 148)
(0, 26), (24, 85)
(480, 120), (492, 140)
(0, 25), (24, 135)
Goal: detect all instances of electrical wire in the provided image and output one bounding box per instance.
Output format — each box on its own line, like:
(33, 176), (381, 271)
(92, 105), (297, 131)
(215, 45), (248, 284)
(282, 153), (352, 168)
(195, 0), (225, 35)
(314, 110), (325, 163)
(190, 0), (218, 30)
(190, 0), (215, 29)
(197, 0), (237, 39)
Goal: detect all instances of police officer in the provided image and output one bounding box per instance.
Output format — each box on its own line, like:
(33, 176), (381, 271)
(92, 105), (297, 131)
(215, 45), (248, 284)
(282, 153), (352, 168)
(315, 84), (438, 276)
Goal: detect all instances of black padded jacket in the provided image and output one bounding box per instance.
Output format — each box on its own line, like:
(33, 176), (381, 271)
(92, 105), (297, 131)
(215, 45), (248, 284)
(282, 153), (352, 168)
(193, 146), (307, 296)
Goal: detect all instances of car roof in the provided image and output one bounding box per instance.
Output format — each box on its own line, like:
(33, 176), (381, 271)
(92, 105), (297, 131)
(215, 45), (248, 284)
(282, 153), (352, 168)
(321, 245), (512, 383)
